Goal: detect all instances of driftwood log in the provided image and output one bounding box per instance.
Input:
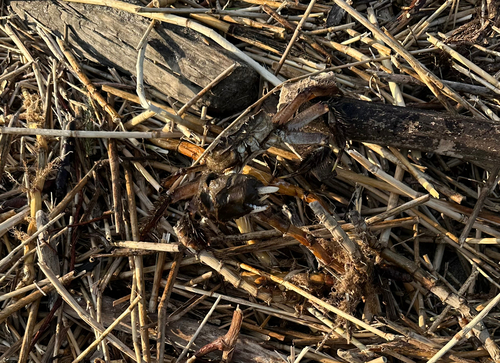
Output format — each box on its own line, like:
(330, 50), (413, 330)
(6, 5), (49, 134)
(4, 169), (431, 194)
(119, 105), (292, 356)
(10, 0), (260, 115)
(330, 97), (500, 164)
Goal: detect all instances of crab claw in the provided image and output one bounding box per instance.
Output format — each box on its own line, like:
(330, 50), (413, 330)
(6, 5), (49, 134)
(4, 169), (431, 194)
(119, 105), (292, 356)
(199, 174), (278, 222)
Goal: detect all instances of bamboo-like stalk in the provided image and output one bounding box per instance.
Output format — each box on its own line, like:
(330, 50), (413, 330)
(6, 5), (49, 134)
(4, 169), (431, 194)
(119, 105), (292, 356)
(427, 268), (479, 333)
(309, 201), (362, 262)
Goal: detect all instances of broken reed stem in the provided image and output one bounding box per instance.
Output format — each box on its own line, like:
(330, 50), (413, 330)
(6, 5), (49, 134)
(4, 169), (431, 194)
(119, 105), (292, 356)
(274, 0), (316, 75)
(363, 194), (430, 226)
(176, 295), (222, 362)
(0, 127), (182, 138)
(427, 289), (500, 363)
(238, 263), (396, 341)
(149, 234), (170, 313)
(458, 165), (500, 245)
(111, 241), (180, 252)
(72, 295), (142, 363)
(56, 37), (120, 120)
(177, 63), (236, 116)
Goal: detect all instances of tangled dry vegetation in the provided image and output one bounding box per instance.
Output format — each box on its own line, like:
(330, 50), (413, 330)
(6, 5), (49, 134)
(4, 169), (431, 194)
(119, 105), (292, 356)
(1, 0), (500, 362)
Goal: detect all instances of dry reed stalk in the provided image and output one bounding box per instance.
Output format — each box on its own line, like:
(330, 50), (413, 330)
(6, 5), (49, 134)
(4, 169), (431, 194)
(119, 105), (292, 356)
(381, 248), (500, 361)
(307, 307), (369, 354)
(366, 7), (405, 106)
(122, 148), (162, 192)
(428, 267), (479, 333)
(157, 252), (183, 363)
(176, 295), (222, 362)
(458, 165), (500, 245)
(235, 216), (273, 266)
(56, 38), (120, 121)
(427, 289), (500, 363)
(1, 24), (45, 101)
(0, 127), (182, 139)
(309, 201), (362, 262)
(0, 209), (58, 271)
(0, 269), (80, 323)
(125, 164), (151, 363)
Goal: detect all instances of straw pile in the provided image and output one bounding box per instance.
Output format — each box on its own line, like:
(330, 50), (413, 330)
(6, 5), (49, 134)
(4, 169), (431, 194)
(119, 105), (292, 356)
(0, 0), (500, 362)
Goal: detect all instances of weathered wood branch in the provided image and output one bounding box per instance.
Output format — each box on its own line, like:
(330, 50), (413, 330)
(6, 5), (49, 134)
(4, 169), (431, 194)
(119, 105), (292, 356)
(10, 0), (259, 115)
(330, 97), (500, 164)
